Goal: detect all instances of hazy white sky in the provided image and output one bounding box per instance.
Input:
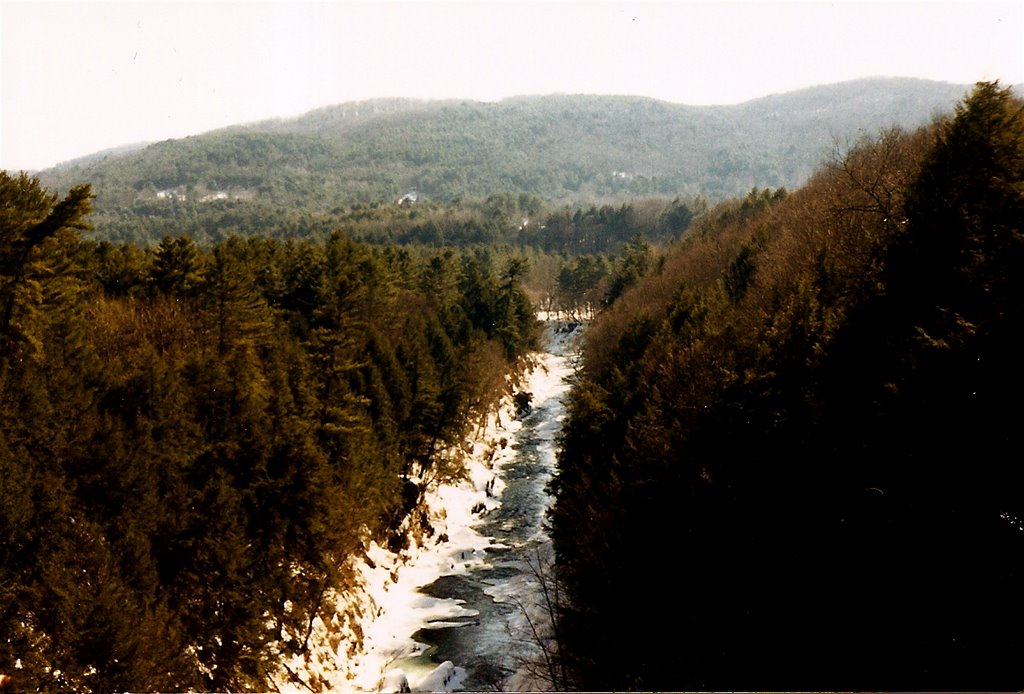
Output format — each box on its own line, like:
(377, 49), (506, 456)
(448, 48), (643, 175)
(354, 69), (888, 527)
(2, 1), (1021, 171)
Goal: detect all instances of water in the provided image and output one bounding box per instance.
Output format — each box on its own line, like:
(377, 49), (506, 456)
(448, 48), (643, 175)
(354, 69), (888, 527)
(393, 321), (577, 691)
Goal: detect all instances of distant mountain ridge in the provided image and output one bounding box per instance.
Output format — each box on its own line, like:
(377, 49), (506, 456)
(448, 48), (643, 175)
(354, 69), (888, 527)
(35, 78), (996, 242)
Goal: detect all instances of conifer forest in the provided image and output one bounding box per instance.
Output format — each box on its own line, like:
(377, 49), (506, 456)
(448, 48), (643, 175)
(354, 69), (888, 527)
(2, 81), (1023, 691)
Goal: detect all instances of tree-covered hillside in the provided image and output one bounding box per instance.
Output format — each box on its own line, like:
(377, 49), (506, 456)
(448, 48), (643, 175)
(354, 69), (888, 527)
(550, 82), (1024, 690)
(0, 172), (539, 690)
(35, 79), (975, 246)
(6, 77), (1021, 692)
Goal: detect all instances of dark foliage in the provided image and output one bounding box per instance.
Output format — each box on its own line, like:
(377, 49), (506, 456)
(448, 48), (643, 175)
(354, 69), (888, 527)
(0, 175), (538, 690)
(549, 83), (1024, 690)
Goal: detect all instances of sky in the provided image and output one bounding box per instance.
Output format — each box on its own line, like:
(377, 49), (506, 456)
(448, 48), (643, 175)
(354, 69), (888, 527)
(2, 0), (1022, 171)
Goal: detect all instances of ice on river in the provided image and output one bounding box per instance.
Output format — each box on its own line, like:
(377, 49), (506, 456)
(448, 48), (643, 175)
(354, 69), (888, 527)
(275, 319), (581, 693)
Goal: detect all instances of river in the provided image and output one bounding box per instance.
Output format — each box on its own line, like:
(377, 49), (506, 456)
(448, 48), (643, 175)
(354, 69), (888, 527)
(364, 319), (579, 692)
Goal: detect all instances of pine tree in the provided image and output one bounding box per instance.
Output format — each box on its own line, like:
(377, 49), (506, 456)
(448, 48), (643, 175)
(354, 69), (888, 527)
(0, 173), (92, 360)
(149, 234), (204, 297)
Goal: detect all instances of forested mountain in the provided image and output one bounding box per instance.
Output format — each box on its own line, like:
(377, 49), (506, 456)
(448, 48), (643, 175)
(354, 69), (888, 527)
(34, 79), (976, 246)
(5, 77), (1021, 691)
(549, 82), (1024, 690)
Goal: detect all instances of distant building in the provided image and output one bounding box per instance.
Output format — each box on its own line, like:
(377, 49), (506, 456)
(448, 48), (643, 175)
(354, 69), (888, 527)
(156, 188), (185, 201)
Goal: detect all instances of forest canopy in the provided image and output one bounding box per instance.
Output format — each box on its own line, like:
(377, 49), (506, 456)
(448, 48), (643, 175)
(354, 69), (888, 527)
(549, 81), (1024, 690)
(0, 172), (538, 691)
(3, 78), (1022, 692)
(37, 79), (973, 247)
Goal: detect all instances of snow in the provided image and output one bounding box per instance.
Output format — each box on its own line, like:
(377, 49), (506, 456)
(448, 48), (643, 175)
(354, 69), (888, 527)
(273, 317), (583, 693)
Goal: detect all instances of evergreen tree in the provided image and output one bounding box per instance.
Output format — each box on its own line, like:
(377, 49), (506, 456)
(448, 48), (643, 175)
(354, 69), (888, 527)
(1, 175), (544, 689)
(550, 83), (1024, 690)
(0, 173), (92, 358)
(149, 234), (204, 296)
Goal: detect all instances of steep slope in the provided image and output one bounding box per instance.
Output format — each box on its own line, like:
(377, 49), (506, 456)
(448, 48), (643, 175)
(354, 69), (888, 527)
(549, 81), (1024, 690)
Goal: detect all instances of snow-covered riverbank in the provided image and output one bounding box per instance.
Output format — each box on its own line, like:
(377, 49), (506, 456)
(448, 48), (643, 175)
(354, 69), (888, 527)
(274, 319), (581, 692)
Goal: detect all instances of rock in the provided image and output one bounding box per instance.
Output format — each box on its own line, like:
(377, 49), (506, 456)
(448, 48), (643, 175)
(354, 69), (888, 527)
(382, 668), (411, 693)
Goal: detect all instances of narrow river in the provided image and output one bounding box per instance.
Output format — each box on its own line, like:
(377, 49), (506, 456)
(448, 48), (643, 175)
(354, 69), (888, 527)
(375, 319), (578, 692)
